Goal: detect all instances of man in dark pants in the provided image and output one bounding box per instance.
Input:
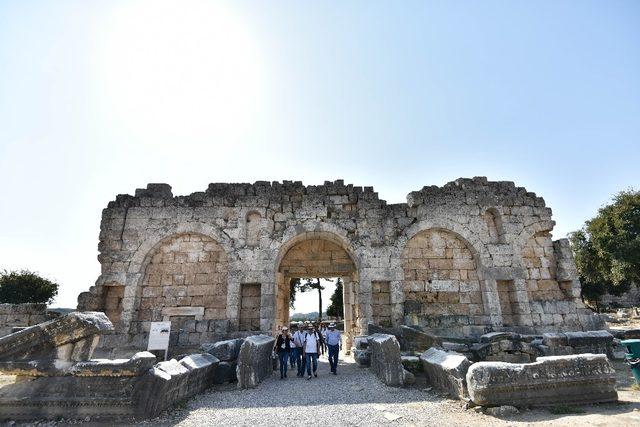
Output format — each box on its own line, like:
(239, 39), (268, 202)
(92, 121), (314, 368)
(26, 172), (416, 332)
(302, 324), (321, 379)
(325, 323), (341, 375)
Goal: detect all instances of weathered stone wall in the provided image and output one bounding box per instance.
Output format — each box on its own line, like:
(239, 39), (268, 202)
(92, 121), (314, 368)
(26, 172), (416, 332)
(402, 229), (484, 335)
(78, 177), (602, 353)
(0, 304), (49, 337)
(371, 281), (392, 327)
(239, 283), (261, 331)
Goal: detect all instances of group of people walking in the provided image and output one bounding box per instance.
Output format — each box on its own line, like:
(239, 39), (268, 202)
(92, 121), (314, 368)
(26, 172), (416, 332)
(273, 321), (342, 380)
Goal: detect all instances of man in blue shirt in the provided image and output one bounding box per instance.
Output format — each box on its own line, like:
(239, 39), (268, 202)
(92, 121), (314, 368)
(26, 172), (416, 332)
(325, 323), (341, 375)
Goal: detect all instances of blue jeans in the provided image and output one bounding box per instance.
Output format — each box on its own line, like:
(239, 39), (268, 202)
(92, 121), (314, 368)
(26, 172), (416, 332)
(289, 348), (297, 368)
(278, 350), (290, 377)
(296, 347), (306, 375)
(328, 344), (340, 372)
(305, 352), (318, 376)
(290, 347), (302, 375)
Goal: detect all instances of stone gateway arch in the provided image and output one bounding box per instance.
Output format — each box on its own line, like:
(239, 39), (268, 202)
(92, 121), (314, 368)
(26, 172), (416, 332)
(78, 178), (603, 355)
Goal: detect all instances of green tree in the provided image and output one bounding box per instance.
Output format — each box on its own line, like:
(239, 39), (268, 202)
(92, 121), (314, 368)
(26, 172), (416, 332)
(289, 278), (302, 309)
(289, 277), (331, 320)
(0, 270), (59, 304)
(569, 190), (640, 310)
(326, 277), (344, 318)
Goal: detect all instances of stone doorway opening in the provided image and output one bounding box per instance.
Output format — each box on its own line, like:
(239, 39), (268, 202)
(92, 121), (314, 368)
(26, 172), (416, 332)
(275, 234), (360, 349)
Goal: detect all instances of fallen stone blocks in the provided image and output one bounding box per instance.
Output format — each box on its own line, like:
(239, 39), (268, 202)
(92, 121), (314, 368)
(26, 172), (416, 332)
(539, 330), (614, 358)
(352, 335), (372, 367)
(420, 347), (471, 399)
(0, 311), (113, 364)
(236, 334), (275, 389)
(201, 338), (244, 384)
(466, 353), (618, 407)
(367, 323), (440, 353)
(439, 330), (615, 363)
(0, 311), (220, 421)
(0, 351), (157, 420)
(367, 333), (412, 387)
(135, 353), (219, 418)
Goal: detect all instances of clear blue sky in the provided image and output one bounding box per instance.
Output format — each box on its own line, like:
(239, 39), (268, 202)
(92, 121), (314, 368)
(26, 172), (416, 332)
(0, 1), (638, 308)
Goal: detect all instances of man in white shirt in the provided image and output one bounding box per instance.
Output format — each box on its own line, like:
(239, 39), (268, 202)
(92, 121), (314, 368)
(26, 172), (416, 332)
(292, 322), (306, 377)
(325, 323), (341, 374)
(302, 325), (320, 379)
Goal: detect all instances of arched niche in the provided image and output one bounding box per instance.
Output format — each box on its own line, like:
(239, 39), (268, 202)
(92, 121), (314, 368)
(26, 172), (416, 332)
(401, 228), (484, 335)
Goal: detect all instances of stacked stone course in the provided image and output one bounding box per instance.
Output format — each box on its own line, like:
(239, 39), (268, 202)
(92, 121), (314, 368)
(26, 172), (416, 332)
(79, 177), (603, 354)
(0, 303), (50, 337)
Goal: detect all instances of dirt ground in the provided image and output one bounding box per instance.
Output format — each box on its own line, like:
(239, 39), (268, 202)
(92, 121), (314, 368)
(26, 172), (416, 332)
(0, 357), (638, 426)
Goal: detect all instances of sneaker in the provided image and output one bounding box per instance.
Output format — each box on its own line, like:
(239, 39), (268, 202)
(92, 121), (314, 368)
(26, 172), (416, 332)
(307, 375), (312, 380)
(284, 374), (287, 378)
(314, 373), (317, 377)
(333, 371), (337, 375)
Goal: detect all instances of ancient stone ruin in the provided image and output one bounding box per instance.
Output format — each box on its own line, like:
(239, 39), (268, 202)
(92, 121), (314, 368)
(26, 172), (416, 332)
(466, 353), (618, 406)
(77, 177), (603, 356)
(0, 303), (51, 337)
(0, 178), (625, 421)
(0, 311), (224, 420)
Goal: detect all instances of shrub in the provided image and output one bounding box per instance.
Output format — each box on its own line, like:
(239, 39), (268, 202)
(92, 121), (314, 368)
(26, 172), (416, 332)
(0, 270), (59, 304)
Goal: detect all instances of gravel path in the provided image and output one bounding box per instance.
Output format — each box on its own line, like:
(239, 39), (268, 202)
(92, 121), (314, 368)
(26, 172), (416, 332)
(144, 354), (486, 427)
(134, 355), (640, 427)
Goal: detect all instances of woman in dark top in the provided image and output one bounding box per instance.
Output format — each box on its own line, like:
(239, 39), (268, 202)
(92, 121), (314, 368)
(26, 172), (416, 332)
(274, 326), (292, 379)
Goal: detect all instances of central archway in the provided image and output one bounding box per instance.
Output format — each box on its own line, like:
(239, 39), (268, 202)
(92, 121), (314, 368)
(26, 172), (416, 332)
(275, 232), (359, 347)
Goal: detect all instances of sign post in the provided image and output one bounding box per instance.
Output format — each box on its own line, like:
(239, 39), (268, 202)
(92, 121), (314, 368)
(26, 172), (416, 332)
(148, 321), (171, 361)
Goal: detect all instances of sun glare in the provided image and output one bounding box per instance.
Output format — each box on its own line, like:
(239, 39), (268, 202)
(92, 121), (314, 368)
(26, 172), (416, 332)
(98, 0), (262, 145)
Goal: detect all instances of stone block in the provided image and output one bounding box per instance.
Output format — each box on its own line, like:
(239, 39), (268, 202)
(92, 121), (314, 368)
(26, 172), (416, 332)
(201, 338), (244, 361)
(134, 359), (190, 417)
(236, 334), (275, 389)
(353, 349), (371, 367)
(352, 335), (370, 350)
(0, 311), (113, 363)
(480, 332), (510, 343)
(179, 353), (219, 398)
(0, 373), (142, 420)
(466, 354), (618, 407)
(400, 325), (441, 352)
(565, 330), (613, 347)
(213, 360), (237, 384)
(368, 334), (409, 386)
(401, 355), (423, 373)
(420, 348), (471, 399)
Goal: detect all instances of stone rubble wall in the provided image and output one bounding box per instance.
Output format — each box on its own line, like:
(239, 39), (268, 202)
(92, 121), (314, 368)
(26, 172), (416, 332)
(77, 177), (601, 352)
(466, 354), (618, 407)
(441, 330), (615, 363)
(0, 303), (50, 337)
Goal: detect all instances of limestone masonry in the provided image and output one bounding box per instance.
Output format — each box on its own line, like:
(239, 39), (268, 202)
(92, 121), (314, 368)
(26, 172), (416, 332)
(77, 177), (603, 354)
